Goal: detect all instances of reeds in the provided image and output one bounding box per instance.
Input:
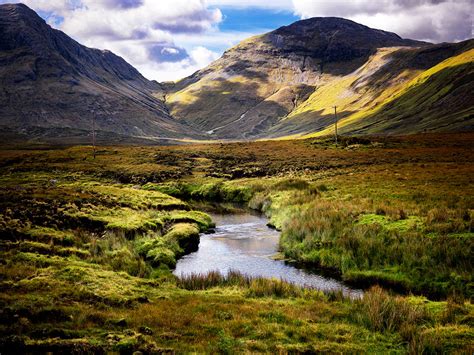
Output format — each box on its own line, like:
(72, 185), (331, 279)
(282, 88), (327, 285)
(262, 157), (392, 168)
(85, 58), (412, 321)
(177, 270), (306, 298)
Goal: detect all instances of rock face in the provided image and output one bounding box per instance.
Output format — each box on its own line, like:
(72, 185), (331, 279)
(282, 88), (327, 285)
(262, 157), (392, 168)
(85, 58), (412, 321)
(265, 17), (424, 64)
(0, 3), (201, 143)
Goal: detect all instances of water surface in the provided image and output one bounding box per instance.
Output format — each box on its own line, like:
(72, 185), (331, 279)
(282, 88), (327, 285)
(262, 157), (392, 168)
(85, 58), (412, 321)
(174, 210), (362, 297)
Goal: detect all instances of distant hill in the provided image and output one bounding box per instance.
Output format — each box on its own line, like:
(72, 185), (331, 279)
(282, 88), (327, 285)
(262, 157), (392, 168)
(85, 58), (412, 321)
(166, 17), (473, 139)
(0, 3), (202, 143)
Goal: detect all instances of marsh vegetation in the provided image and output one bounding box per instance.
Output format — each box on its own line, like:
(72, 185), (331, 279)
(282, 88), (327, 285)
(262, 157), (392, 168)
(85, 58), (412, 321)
(0, 133), (473, 353)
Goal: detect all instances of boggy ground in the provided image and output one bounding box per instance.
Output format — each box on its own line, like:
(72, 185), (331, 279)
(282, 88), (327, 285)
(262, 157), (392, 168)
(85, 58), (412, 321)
(0, 133), (473, 353)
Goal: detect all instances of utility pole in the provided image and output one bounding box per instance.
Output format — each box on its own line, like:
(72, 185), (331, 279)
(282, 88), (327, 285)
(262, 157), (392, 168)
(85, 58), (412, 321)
(92, 115), (96, 159)
(334, 106), (338, 145)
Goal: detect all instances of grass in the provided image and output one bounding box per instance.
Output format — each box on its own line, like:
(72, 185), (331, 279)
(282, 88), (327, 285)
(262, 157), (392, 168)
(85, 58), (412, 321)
(0, 133), (473, 352)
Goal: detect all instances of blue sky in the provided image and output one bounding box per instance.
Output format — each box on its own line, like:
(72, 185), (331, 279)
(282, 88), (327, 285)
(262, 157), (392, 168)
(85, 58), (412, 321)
(217, 7), (298, 33)
(4, 0), (472, 81)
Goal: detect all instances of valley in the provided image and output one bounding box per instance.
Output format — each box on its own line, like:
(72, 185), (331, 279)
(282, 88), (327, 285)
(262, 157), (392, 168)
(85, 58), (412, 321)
(0, 2), (473, 353)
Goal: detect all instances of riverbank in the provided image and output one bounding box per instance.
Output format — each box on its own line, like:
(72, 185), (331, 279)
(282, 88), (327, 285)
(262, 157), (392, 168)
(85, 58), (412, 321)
(1, 133), (473, 352)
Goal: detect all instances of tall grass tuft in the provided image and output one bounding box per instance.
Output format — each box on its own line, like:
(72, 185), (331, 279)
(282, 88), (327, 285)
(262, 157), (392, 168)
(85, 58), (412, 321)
(176, 270), (251, 290)
(177, 270), (306, 298)
(355, 286), (430, 334)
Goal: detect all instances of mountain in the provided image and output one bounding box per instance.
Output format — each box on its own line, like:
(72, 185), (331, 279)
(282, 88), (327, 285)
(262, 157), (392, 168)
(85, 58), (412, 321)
(166, 18), (474, 139)
(1, 4), (472, 143)
(0, 3), (202, 144)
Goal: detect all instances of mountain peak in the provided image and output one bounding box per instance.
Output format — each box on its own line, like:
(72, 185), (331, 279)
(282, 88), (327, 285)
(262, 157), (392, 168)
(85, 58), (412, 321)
(0, 3), (51, 51)
(1, 2), (34, 12)
(166, 16), (471, 140)
(0, 3), (47, 27)
(0, 3), (204, 142)
(261, 16), (428, 63)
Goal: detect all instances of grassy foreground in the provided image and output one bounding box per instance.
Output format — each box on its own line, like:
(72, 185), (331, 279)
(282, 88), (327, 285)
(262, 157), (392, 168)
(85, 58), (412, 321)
(0, 133), (473, 353)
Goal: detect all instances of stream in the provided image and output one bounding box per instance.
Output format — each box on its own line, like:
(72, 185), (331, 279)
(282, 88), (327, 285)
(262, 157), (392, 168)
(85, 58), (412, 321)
(174, 208), (363, 298)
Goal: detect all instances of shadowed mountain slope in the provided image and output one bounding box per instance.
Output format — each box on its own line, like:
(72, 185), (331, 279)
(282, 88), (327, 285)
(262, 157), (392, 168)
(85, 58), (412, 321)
(0, 3), (202, 143)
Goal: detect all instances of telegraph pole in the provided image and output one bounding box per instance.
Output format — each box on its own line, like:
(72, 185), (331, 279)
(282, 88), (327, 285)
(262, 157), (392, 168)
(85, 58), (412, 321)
(92, 115), (96, 159)
(334, 106), (338, 145)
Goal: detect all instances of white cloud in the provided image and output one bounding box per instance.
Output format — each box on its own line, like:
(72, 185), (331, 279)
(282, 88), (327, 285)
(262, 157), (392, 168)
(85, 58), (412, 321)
(133, 46), (220, 82)
(2, 0), (471, 82)
(7, 0), (224, 81)
(292, 0), (472, 43)
(190, 46), (220, 66)
(207, 0), (293, 9)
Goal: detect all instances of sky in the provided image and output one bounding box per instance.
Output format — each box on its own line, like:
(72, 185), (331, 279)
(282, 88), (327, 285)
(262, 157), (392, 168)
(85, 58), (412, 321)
(3, 0), (472, 81)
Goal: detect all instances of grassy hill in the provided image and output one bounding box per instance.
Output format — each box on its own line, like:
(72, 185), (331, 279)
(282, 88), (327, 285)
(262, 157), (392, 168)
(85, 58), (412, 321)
(299, 43), (474, 138)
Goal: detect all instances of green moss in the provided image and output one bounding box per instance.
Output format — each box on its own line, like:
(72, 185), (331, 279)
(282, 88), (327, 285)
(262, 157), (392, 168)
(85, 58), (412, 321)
(163, 223), (200, 257)
(418, 325), (474, 353)
(167, 210), (214, 231)
(164, 223), (200, 243)
(51, 262), (158, 305)
(65, 206), (165, 235)
(357, 214), (422, 232)
(78, 183), (188, 210)
(133, 226), (197, 269)
(26, 227), (75, 246)
(11, 251), (67, 268)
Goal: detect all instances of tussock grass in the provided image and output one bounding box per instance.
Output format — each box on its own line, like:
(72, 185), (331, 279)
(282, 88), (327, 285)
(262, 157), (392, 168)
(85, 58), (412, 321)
(177, 270), (324, 299)
(355, 286), (430, 333)
(278, 196), (472, 297)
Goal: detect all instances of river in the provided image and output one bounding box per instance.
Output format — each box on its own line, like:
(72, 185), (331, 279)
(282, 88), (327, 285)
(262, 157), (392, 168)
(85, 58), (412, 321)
(174, 209), (362, 298)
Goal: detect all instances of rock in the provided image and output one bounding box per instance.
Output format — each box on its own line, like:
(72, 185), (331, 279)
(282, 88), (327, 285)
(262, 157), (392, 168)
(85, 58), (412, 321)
(139, 326), (153, 335)
(115, 318), (127, 327)
(136, 296), (150, 304)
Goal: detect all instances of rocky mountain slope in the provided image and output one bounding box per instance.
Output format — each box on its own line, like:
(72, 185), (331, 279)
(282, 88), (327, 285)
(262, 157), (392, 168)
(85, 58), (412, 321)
(0, 3), (202, 143)
(166, 18), (473, 139)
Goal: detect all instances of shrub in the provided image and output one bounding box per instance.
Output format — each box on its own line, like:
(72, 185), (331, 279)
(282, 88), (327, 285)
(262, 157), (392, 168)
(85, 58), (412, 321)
(427, 208), (449, 224)
(246, 278), (303, 298)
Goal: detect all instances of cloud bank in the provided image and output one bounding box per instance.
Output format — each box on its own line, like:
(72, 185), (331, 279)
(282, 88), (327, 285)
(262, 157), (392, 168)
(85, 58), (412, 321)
(2, 1), (472, 81)
(293, 0), (472, 43)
